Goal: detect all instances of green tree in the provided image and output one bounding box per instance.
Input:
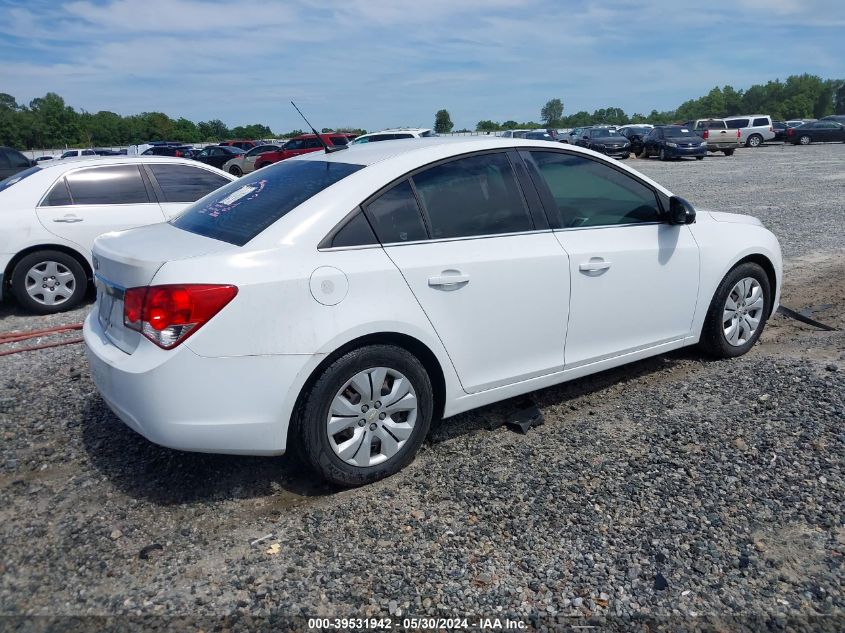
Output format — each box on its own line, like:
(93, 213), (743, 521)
(475, 120), (500, 132)
(835, 82), (845, 114)
(541, 98), (564, 127)
(434, 109), (454, 134)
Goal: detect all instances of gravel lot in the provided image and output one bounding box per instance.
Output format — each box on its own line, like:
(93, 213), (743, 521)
(1, 143), (843, 631)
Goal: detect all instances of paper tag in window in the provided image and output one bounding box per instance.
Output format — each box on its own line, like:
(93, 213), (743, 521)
(220, 185), (258, 206)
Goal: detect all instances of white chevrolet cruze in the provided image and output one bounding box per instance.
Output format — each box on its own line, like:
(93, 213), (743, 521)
(84, 138), (782, 486)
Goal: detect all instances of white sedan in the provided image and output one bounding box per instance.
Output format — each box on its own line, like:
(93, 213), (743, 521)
(84, 138), (782, 486)
(0, 156), (235, 313)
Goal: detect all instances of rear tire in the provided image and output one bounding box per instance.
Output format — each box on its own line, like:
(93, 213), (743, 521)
(659, 148), (668, 161)
(696, 156), (704, 160)
(723, 149), (735, 156)
(11, 250), (87, 315)
(296, 345), (433, 487)
(228, 165), (243, 176)
(799, 135), (811, 145)
(700, 262), (771, 359)
(746, 134), (763, 148)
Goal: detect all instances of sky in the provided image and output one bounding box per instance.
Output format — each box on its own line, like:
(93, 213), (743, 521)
(1, 0), (843, 132)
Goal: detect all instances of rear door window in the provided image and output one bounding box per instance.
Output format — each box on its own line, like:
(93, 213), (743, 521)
(65, 165), (150, 205)
(411, 152), (532, 239)
(364, 180), (428, 244)
(7, 150), (31, 168)
(148, 164), (231, 202)
(171, 160), (364, 246)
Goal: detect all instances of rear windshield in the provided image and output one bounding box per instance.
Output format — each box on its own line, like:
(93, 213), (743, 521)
(171, 159), (364, 246)
(0, 165), (41, 192)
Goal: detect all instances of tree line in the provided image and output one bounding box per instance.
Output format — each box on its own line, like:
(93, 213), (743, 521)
(440, 74), (845, 132)
(0, 92), (366, 150)
(3, 73), (843, 149)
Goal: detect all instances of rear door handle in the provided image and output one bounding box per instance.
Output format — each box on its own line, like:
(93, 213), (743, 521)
(428, 271), (470, 289)
(53, 215), (83, 223)
(579, 259), (612, 272)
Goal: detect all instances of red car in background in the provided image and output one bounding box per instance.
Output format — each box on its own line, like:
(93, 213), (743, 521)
(253, 133), (356, 168)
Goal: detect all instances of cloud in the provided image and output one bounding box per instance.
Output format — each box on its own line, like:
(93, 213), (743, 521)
(0, 0), (843, 131)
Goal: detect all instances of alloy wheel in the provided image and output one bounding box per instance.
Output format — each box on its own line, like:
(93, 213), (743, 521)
(722, 277), (765, 347)
(326, 367), (418, 467)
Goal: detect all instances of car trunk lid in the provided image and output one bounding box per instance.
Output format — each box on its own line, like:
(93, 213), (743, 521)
(92, 222), (233, 354)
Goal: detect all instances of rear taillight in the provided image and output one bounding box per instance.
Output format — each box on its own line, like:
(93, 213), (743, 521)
(702, 129), (709, 139)
(787, 128), (794, 137)
(124, 284), (238, 349)
(175, 150), (182, 157)
(737, 130), (741, 138)
(769, 126), (773, 132)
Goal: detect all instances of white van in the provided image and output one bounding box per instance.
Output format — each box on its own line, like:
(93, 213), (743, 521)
(723, 115), (775, 148)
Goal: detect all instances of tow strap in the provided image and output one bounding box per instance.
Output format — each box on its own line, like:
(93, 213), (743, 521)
(777, 305), (837, 331)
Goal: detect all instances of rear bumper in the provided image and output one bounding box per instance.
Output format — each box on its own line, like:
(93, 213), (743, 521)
(83, 312), (313, 455)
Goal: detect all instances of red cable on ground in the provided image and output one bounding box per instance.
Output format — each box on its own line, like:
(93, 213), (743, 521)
(0, 323), (83, 343)
(0, 337), (83, 357)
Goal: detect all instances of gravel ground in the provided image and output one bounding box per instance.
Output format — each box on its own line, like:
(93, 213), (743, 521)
(1, 143), (843, 631)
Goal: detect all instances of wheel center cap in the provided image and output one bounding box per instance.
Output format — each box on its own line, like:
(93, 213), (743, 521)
(366, 409), (378, 422)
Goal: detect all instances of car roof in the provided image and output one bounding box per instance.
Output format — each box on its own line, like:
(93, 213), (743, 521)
(291, 135), (627, 168)
(32, 155), (225, 173)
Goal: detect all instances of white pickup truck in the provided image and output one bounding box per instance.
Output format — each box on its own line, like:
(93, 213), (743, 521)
(686, 118), (742, 156)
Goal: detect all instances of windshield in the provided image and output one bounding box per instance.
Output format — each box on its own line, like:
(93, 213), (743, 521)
(663, 127), (698, 138)
(171, 160), (364, 246)
(0, 166), (41, 193)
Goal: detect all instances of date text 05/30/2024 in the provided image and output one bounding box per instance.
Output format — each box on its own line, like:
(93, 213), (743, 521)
(308, 617), (528, 630)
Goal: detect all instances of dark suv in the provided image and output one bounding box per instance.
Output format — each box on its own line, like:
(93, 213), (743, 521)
(0, 146), (34, 180)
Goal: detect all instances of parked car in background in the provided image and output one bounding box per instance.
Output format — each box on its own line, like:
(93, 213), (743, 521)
(34, 156), (55, 163)
(786, 120), (845, 145)
(253, 133), (355, 168)
(1, 146), (36, 178)
(351, 128), (434, 144)
(772, 121), (788, 142)
(524, 130), (556, 141)
(574, 127), (631, 159)
(641, 126), (707, 160)
(192, 145), (246, 169)
(142, 145), (194, 158)
(83, 136), (782, 486)
(0, 156), (234, 314)
(686, 118), (740, 155)
(221, 143), (281, 176)
(786, 119), (812, 127)
(618, 126), (651, 156)
(724, 115), (775, 147)
(499, 130), (531, 139)
(219, 140), (258, 151)
(821, 115), (845, 124)
(60, 149), (97, 159)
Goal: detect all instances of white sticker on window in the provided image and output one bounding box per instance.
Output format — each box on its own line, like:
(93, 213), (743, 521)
(681, 129), (690, 133)
(220, 185), (258, 206)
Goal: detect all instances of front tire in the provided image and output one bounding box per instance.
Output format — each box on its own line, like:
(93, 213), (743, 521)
(700, 262), (771, 358)
(659, 148), (668, 161)
(297, 345), (433, 486)
(696, 156), (704, 160)
(799, 135), (811, 145)
(228, 165), (243, 176)
(11, 250), (88, 314)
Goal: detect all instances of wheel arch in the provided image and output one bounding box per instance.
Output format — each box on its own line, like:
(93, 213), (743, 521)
(4, 244), (93, 292)
(732, 253), (777, 317)
(287, 331), (448, 446)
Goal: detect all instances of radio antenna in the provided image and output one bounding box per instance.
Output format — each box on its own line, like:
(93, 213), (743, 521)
(290, 101), (346, 153)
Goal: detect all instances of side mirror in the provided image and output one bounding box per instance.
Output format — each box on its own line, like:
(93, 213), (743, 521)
(669, 196), (696, 224)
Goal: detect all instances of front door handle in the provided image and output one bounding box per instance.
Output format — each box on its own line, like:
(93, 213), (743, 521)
(428, 270), (470, 289)
(579, 259), (612, 272)
(53, 215), (83, 223)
